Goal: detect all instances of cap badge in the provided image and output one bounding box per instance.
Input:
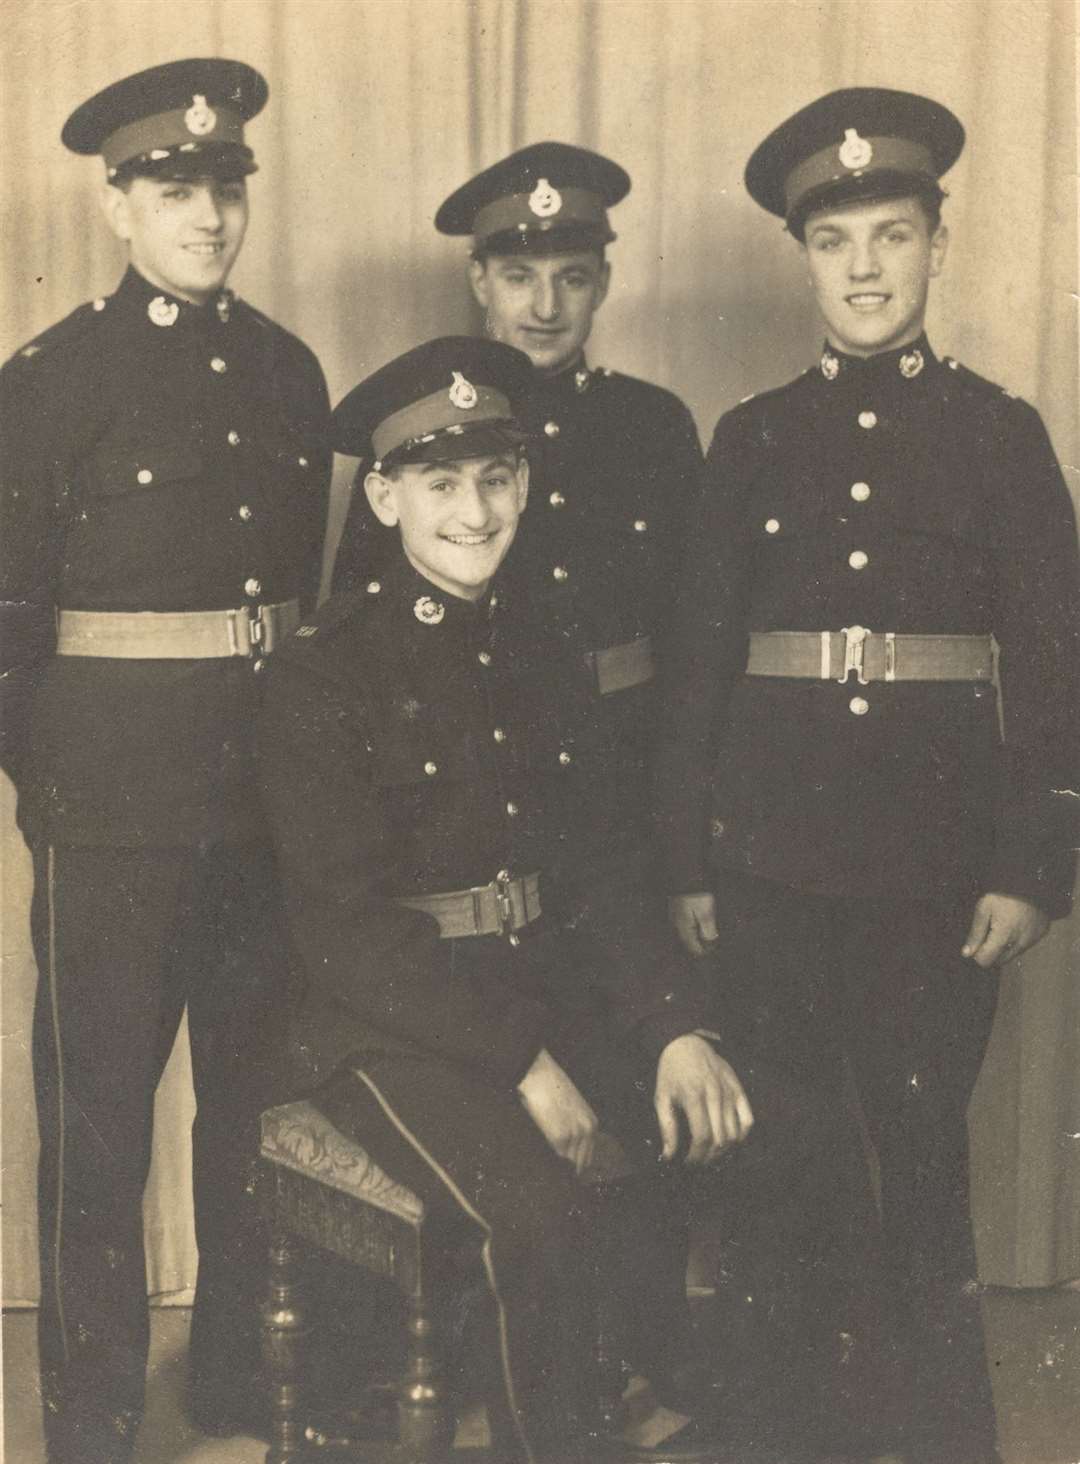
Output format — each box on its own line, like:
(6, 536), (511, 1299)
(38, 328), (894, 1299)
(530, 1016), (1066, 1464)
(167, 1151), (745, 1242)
(414, 595), (445, 626)
(899, 348), (925, 379)
(148, 296), (179, 328)
(528, 178), (562, 218)
(448, 371), (479, 410)
(184, 94), (217, 136)
(838, 128), (873, 170)
(820, 349), (840, 381)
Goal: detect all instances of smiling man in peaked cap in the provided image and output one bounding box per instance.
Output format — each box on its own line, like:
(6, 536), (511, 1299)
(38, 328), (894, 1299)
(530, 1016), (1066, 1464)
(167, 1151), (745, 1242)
(0, 57), (331, 1461)
(658, 85), (1080, 1464)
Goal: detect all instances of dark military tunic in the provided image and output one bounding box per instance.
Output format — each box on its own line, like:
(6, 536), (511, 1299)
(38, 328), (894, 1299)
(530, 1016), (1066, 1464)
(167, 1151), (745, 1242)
(257, 555), (903, 1462)
(332, 361), (704, 846)
(0, 265), (331, 1462)
(656, 336), (1080, 1464)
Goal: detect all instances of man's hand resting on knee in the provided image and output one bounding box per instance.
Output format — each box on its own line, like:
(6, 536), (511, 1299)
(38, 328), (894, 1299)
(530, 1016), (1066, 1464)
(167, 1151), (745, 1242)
(656, 1034), (753, 1165)
(517, 1047), (599, 1174)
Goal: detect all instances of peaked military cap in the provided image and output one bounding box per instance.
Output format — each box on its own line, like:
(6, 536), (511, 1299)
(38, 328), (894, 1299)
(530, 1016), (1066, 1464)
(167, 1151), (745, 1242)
(62, 58), (267, 182)
(745, 87), (964, 237)
(332, 337), (534, 468)
(435, 142), (630, 255)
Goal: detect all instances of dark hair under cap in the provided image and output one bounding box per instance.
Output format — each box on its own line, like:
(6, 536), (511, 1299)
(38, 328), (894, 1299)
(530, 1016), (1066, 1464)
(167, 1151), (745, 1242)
(745, 86), (964, 240)
(332, 337), (534, 468)
(436, 142), (630, 257)
(62, 58), (267, 182)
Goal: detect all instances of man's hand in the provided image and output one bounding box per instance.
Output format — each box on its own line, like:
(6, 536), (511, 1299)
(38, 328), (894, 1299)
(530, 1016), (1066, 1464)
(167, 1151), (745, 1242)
(655, 1033), (753, 1165)
(517, 1048), (599, 1174)
(668, 892), (718, 956)
(962, 892), (1050, 968)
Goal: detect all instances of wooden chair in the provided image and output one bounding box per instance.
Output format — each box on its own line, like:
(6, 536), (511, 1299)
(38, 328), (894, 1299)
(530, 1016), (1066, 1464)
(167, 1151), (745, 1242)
(258, 1097), (632, 1463)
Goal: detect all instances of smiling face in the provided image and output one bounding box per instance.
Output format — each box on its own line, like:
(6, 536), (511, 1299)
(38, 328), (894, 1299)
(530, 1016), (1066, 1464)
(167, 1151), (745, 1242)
(802, 195), (948, 358)
(103, 175), (249, 305)
(469, 251), (610, 376)
(365, 452), (529, 601)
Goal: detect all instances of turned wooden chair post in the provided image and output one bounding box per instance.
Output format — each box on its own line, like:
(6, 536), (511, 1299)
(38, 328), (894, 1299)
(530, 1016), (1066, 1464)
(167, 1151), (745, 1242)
(261, 1220), (310, 1463)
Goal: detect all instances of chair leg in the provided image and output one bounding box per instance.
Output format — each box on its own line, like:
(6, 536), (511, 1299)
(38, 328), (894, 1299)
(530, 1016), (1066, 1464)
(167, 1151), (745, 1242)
(262, 1224), (310, 1464)
(398, 1294), (455, 1462)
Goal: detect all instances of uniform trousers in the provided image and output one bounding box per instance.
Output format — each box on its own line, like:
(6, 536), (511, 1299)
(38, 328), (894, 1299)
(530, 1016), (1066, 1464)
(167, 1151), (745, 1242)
(30, 841), (292, 1464)
(706, 870), (1002, 1464)
(313, 922), (901, 1463)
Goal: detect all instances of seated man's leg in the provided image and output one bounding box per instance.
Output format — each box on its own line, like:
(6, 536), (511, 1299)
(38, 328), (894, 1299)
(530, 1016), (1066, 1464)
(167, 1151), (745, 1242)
(314, 1051), (602, 1463)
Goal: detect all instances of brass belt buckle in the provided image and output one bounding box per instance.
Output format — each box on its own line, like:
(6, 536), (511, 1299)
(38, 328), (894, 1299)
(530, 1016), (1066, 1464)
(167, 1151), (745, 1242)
(838, 625), (871, 685)
(494, 871), (515, 938)
(249, 604), (266, 653)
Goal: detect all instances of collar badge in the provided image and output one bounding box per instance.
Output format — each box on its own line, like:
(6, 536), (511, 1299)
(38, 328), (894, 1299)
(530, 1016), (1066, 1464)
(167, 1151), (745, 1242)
(528, 177), (562, 218)
(820, 349), (840, 380)
(414, 595), (445, 626)
(148, 295), (179, 328)
(838, 128), (873, 170)
(899, 348), (925, 379)
(448, 371), (479, 410)
(184, 94), (217, 136)
(216, 290), (233, 324)
(574, 368), (592, 394)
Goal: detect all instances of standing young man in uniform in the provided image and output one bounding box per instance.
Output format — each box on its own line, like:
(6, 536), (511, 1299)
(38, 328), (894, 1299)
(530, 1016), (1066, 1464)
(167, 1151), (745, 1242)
(658, 87), (1080, 1464)
(0, 59), (331, 1462)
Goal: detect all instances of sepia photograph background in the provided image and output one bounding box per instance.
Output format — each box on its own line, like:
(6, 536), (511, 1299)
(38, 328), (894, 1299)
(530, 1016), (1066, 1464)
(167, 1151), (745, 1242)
(2, 0), (1077, 1313)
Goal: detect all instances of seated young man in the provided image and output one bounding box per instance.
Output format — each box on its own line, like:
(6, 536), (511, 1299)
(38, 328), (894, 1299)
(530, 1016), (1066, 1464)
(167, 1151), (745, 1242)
(257, 337), (899, 1464)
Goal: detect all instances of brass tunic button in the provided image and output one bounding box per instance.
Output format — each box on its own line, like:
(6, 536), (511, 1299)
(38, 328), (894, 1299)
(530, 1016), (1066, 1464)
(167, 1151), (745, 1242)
(549, 492), (565, 508)
(252, 657), (267, 674)
(765, 518), (780, 534)
(848, 550), (869, 571)
(858, 410), (878, 429)
(210, 356), (227, 374)
(477, 650), (492, 666)
(244, 577), (261, 597)
(227, 430), (241, 446)
(424, 761), (438, 776)
(136, 468), (153, 485)
(544, 421), (560, 438)
(93, 297), (106, 312)
(710, 817), (726, 838)
(496, 868), (511, 882)
(367, 580), (381, 595)
(493, 727), (507, 743)
(298, 456), (309, 468)
(506, 801), (519, 817)
(552, 565), (569, 582)
(850, 482), (871, 502)
(849, 696), (870, 716)
(633, 519), (647, 533)
(558, 750), (572, 765)
(238, 505), (253, 521)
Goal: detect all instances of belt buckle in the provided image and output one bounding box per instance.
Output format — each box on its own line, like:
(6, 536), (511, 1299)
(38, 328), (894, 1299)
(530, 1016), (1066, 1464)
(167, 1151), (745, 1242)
(248, 604), (265, 653)
(494, 872), (515, 937)
(837, 625), (871, 685)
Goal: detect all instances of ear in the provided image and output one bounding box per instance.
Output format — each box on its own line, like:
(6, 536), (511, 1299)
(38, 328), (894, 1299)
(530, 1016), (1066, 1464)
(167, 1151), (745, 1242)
(514, 456), (530, 513)
(101, 183), (132, 243)
(364, 470), (400, 528)
(594, 259), (612, 308)
(468, 257), (489, 309)
(928, 223), (949, 278)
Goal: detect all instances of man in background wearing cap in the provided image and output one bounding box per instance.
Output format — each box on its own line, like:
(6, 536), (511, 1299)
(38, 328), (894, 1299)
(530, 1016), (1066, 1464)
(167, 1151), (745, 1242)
(0, 59), (331, 1461)
(258, 336), (892, 1464)
(658, 87), (1080, 1464)
(332, 139), (707, 1406)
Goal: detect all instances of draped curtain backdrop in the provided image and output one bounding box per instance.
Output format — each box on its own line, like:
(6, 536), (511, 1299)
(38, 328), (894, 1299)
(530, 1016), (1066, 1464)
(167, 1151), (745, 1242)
(2, 0), (1077, 1303)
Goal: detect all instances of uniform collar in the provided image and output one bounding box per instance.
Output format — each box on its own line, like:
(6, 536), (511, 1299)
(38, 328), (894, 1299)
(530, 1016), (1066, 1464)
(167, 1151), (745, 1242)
(113, 264), (235, 331)
(531, 355), (601, 401)
(377, 555), (496, 633)
(818, 332), (936, 387)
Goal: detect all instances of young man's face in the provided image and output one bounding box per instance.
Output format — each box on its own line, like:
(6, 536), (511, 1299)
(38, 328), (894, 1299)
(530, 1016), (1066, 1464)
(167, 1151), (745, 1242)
(365, 452), (529, 601)
(469, 251), (610, 376)
(802, 195), (948, 358)
(103, 175), (249, 305)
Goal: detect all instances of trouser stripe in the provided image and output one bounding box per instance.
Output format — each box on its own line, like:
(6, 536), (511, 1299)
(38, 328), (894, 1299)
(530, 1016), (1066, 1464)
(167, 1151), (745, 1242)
(352, 1067), (535, 1464)
(46, 845), (70, 1363)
